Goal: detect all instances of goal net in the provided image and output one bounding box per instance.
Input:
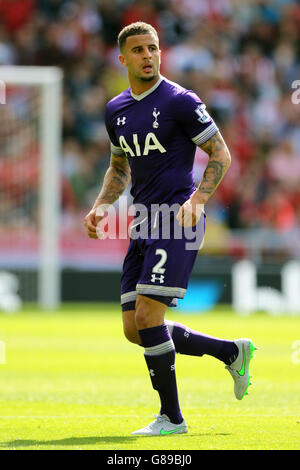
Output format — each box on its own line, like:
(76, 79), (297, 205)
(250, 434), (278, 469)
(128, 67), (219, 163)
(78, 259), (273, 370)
(0, 67), (62, 311)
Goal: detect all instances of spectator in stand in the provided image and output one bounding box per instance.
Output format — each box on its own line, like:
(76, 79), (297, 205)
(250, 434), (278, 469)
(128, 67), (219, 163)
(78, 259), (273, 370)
(0, 0), (36, 33)
(0, 24), (16, 64)
(268, 139), (300, 191)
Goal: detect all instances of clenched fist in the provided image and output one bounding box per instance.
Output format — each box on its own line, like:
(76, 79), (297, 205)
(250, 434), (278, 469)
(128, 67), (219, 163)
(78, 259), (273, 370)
(83, 204), (109, 239)
(176, 196), (204, 227)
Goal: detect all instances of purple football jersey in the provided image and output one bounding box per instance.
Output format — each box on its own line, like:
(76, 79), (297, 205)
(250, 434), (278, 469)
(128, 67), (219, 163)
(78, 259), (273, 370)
(105, 76), (218, 209)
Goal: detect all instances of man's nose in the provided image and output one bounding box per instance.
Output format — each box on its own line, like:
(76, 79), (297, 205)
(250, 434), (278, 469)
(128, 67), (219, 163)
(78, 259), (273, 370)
(143, 48), (152, 59)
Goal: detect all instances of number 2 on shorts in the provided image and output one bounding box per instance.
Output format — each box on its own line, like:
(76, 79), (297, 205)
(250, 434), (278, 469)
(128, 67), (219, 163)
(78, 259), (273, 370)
(152, 249), (167, 274)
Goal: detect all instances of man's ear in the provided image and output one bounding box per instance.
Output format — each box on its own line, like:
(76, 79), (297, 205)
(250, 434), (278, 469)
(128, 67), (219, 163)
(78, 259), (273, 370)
(119, 54), (126, 68)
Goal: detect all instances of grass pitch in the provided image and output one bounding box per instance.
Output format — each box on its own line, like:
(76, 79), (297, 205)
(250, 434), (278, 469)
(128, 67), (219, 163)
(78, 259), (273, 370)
(0, 304), (299, 450)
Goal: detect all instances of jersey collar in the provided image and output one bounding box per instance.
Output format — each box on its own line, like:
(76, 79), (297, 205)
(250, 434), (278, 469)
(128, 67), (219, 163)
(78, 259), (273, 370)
(130, 75), (163, 101)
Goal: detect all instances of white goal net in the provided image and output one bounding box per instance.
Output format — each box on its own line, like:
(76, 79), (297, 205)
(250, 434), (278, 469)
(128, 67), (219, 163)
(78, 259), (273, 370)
(0, 67), (62, 311)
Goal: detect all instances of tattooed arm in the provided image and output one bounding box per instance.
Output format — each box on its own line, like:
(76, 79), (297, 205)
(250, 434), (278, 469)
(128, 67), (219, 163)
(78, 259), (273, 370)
(196, 131), (231, 203)
(84, 153), (131, 239)
(92, 153), (131, 207)
(177, 131), (231, 226)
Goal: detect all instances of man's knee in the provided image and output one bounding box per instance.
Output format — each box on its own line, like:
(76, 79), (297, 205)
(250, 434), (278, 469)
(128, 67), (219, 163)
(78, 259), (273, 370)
(135, 297), (152, 330)
(135, 295), (166, 330)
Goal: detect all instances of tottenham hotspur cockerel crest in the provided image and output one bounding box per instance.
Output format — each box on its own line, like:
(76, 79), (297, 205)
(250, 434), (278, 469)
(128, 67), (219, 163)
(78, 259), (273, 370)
(152, 108), (160, 129)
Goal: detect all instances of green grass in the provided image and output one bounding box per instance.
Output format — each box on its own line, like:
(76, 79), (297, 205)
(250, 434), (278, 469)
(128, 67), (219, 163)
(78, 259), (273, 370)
(0, 304), (299, 450)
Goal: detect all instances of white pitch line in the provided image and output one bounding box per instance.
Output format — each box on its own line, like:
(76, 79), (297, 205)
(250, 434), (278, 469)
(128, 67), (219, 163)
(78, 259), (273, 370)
(0, 415), (136, 419)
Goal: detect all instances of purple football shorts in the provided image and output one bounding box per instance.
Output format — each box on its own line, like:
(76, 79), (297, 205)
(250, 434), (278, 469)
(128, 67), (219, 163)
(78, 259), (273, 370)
(121, 209), (206, 311)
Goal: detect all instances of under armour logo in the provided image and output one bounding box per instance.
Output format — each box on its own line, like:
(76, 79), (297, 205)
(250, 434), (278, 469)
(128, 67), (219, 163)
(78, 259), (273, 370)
(152, 108), (160, 129)
(151, 274), (165, 284)
(117, 116), (126, 126)
(149, 369), (155, 376)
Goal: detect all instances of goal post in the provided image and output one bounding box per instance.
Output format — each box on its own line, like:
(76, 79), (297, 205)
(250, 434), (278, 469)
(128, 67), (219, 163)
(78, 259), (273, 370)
(0, 66), (63, 310)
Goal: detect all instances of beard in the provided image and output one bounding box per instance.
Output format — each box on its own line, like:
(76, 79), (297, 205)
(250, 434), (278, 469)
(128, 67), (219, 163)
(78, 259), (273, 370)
(139, 66), (159, 82)
(140, 74), (156, 82)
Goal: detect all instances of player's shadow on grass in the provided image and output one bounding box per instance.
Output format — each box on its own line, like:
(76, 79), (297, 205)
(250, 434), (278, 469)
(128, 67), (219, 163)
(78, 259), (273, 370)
(0, 436), (137, 449)
(0, 432), (231, 448)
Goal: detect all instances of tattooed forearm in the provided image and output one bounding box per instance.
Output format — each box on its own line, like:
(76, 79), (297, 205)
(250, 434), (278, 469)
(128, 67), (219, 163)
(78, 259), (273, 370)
(197, 131), (231, 203)
(93, 153), (131, 207)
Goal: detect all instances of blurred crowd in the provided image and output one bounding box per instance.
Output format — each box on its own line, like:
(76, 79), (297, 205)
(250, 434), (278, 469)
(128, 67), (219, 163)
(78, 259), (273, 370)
(0, 0), (300, 254)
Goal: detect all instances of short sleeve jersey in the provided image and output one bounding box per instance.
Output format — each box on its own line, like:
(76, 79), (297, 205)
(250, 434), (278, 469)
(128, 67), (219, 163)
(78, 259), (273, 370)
(105, 76), (218, 210)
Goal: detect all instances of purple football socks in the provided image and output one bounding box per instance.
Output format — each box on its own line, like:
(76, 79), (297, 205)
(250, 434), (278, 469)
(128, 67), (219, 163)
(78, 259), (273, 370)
(138, 323), (183, 424)
(166, 320), (238, 365)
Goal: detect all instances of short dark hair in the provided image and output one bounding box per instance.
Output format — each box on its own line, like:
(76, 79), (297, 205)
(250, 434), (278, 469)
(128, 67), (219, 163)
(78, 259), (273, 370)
(118, 22), (159, 52)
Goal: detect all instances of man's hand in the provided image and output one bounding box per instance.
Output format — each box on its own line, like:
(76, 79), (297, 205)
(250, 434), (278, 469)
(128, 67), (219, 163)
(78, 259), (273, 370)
(84, 204), (109, 239)
(176, 192), (204, 227)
